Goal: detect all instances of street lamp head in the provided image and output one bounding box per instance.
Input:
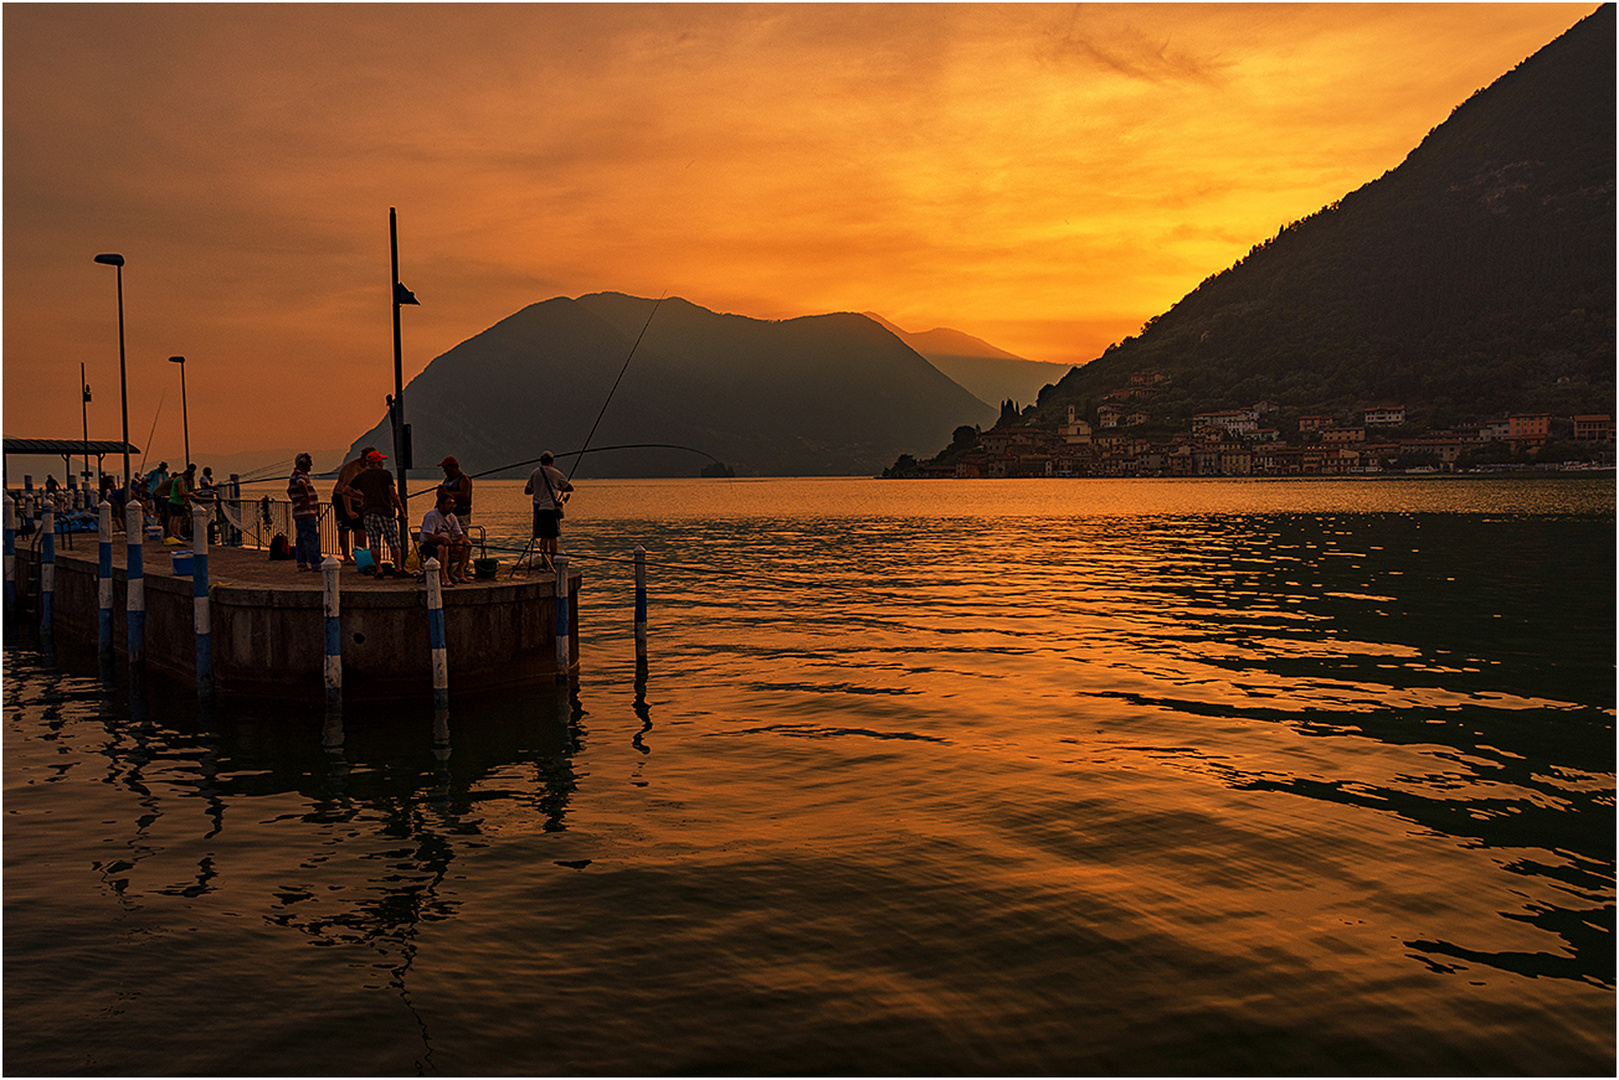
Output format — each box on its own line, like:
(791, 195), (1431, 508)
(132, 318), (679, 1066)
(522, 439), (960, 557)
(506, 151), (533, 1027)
(93, 253), (125, 267)
(168, 355), (185, 364)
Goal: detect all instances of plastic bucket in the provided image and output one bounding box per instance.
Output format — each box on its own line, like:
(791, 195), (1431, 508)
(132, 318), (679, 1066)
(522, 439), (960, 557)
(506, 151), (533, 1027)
(473, 557), (498, 580)
(171, 550), (193, 576)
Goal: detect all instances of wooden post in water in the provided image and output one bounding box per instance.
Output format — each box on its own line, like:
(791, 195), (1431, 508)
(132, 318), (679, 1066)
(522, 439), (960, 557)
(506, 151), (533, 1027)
(553, 555), (570, 682)
(97, 501), (113, 656)
(39, 507), (55, 634)
(322, 554), (342, 705)
(4, 495), (16, 618)
(426, 558), (448, 705)
(634, 545), (648, 668)
(191, 503), (213, 696)
(125, 500), (145, 666)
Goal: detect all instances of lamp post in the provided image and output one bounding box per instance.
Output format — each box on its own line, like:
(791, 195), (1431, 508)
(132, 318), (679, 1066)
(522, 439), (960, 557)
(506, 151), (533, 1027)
(92, 253), (130, 491)
(388, 207), (420, 515)
(80, 362), (91, 493)
(168, 356), (189, 467)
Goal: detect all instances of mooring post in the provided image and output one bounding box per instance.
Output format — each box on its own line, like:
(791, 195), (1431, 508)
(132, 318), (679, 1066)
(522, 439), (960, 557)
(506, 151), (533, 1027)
(322, 554), (342, 706)
(554, 555), (570, 682)
(634, 544), (648, 666)
(98, 500), (114, 656)
(426, 557), (448, 705)
(39, 507), (55, 634)
(191, 503), (213, 696)
(4, 495), (16, 618)
(125, 499), (145, 666)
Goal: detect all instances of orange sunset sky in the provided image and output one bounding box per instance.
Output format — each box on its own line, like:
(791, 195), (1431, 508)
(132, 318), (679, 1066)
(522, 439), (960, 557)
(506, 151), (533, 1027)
(3, 3), (1595, 460)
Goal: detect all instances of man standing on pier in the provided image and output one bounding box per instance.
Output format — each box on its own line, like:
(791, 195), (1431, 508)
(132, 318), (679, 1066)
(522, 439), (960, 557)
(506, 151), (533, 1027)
(437, 456), (473, 523)
(350, 450), (404, 570)
(524, 451), (572, 570)
(288, 453), (321, 572)
(330, 447), (375, 564)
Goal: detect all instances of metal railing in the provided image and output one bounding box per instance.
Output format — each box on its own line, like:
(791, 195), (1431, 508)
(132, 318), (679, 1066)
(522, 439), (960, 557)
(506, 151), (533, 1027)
(220, 496), (485, 560)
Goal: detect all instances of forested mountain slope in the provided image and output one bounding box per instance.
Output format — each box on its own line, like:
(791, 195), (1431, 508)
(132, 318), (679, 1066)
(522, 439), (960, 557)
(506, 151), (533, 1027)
(1030, 5), (1614, 432)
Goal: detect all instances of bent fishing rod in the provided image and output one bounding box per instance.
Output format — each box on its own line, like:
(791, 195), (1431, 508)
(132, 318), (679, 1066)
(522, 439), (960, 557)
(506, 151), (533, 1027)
(406, 441), (727, 500)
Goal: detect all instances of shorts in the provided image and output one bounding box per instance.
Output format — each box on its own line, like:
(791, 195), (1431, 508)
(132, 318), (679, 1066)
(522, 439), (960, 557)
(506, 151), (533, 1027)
(363, 512), (400, 550)
(532, 507), (560, 539)
(333, 497), (363, 533)
(421, 537), (461, 563)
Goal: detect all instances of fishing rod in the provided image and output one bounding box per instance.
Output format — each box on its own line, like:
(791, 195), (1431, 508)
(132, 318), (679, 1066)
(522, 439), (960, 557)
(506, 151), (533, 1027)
(137, 389), (167, 474)
(405, 442), (726, 500)
(568, 293), (666, 482)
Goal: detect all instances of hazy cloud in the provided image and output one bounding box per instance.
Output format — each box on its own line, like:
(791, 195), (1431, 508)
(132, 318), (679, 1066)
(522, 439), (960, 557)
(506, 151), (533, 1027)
(3, 3), (1591, 455)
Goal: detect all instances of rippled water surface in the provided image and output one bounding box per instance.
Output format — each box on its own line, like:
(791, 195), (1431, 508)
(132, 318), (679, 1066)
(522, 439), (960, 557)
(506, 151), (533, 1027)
(6, 476), (1613, 1074)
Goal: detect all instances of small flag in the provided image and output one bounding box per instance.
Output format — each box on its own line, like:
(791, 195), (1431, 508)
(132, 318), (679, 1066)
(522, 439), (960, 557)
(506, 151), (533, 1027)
(394, 281), (420, 306)
(83, 383), (92, 403)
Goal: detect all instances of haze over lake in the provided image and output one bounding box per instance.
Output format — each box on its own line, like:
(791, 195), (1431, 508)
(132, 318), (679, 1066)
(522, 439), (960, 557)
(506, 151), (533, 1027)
(5, 475), (1612, 1074)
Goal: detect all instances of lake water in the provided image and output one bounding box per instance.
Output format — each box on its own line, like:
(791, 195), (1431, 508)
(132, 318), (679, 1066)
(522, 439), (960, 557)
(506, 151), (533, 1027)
(5, 476), (1613, 1074)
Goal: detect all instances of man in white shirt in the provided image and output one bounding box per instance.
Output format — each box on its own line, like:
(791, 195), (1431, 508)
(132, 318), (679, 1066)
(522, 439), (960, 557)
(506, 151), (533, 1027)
(418, 490), (471, 586)
(523, 450), (573, 569)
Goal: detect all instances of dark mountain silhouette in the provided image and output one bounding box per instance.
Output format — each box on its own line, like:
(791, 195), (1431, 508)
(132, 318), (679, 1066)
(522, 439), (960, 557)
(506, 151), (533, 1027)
(862, 313), (1073, 408)
(1015, 5), (1614, 434)
(346, 294), (996, 478)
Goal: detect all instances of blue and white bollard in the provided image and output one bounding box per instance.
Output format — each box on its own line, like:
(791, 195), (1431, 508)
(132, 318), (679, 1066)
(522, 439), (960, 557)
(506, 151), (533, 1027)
(98, 501), (114, 655)
(554, 555), (570, 682)
(426, 558), (448, 705)
(191, 504), (213, 695)
(4, 495), (16, 618)
(322, 554), (342, 705)
(39, 507), (55, 634)
(634, 545), (648, 667)
(126, 500), (145, 666)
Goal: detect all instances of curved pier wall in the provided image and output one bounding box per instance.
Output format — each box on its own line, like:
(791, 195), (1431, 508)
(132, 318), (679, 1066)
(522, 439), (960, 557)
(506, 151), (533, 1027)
(14, 546), (580, 701)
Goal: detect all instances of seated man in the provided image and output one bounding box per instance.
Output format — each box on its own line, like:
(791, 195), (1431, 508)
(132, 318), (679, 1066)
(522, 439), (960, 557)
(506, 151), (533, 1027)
(418, 490), (471, 586)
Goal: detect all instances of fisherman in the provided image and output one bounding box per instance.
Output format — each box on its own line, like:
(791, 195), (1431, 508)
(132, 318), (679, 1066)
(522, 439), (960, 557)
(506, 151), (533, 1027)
(288, 453), (321, 572)
(165, 463), (196, 544)
(349, 450), (404, 571)
(437, 456), (473, 523)
(523, 450), (573, 569)
(419, 489), (470, 587)
(330, 447), (375, 564)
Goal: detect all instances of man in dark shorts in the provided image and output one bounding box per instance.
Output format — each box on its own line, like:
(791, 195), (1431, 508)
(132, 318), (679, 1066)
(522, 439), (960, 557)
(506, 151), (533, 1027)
(330, 446), (375, 564)
(523, 451), (573, 569)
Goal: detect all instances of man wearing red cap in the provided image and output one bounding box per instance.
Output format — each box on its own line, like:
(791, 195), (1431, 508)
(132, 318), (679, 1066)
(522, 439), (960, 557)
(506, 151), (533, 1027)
(349, 449), (405, 570)
(437, 456), (472, 523)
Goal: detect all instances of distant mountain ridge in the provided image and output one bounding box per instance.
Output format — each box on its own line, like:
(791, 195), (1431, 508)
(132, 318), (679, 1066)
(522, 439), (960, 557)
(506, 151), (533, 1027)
(346, 294), (996, 478)
(863, 313), (1073, 409)
(1017, 5), (1614, 434)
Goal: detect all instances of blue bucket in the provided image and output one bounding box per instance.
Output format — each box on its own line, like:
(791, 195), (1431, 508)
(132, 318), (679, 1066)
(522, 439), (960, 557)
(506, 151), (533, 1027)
(171, 550), (193, 576)
(354, 547), (375, 572)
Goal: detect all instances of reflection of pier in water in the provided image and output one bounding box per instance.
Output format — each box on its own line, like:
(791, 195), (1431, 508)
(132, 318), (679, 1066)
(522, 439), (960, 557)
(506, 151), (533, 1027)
(17, 635), (605, 1070)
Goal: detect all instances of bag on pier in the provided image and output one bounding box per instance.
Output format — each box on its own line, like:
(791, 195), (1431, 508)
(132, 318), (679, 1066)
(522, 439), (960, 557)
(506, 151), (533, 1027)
(268, 533), (292, 560)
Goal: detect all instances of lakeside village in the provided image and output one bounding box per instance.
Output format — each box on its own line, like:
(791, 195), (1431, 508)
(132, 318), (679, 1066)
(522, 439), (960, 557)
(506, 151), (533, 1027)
(887, 371), (1616, 480)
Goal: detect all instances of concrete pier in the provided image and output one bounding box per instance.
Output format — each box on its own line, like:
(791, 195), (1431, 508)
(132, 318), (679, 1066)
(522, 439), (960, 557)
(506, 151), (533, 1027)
(12, 537), (581, 702)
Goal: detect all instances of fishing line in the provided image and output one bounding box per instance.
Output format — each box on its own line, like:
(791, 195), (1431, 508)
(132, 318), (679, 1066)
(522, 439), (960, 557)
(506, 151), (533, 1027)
(568, 293), (668, 483)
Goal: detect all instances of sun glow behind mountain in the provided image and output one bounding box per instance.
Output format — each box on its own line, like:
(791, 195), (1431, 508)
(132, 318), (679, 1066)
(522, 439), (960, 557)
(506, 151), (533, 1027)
(2, 3), (1594, 456)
